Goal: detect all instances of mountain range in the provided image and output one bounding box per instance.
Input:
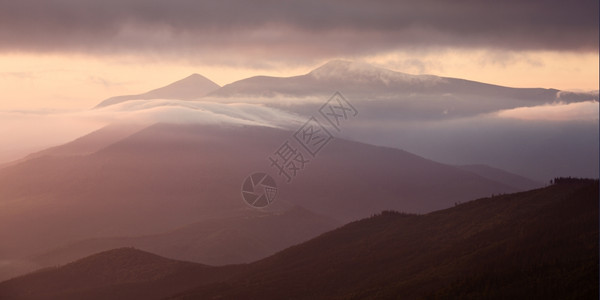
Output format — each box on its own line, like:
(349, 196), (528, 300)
(96, 60), (595, 110)
(92, 60), (599, 181)
(0, 122), (531, 281)
(95, 60), (596, 122)
(1, 179), (596, 299)
(0, 59), (596, 293)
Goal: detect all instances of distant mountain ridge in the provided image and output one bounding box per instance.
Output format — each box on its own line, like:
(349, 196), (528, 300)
(94, 74), (220, 108)
(209, 60), (596, 102)
(94, 60), (598, 109)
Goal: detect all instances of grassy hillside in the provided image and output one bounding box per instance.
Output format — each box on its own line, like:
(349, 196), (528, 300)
(175, 179), (598, 299)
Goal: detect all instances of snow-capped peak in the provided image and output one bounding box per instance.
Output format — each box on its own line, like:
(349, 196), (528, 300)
(308, 60), (441, 85)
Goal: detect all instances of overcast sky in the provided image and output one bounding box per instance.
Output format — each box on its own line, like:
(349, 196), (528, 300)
(1, 0), (597, 55)
(0, 0), (598, 109)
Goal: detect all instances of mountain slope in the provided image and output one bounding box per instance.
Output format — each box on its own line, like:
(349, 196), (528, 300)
(95, 74), (220, 108)
(2, 180), (596, 299)
(174, 179), (598, 299)
(20, 123), (145, 161)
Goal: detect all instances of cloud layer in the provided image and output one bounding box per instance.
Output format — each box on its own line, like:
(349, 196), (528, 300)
(0, 0), (597, 63)
(0, 99), (306, 163)
(92, 99), (305, 128)
(497, 101), (599, 121)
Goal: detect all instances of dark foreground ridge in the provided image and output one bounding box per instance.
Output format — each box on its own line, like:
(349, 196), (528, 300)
(1, 179), (597, 299)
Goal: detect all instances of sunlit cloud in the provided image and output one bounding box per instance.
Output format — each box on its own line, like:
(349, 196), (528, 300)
(0, 100), (305, 163)
(89, 99), (305, 128)
(496, 100), (599, 121)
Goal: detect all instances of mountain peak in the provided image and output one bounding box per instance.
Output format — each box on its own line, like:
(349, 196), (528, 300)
(308, 60), (437, 85)
(147, 73), (220, 98)
(309, 60), (379, 76)
(179, 73), (213, 83)
(94, 73), (220, 108)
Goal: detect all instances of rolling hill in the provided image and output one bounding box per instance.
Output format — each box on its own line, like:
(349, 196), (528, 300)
(0, 248), (240, 300)
(1, 179), (596, 299)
